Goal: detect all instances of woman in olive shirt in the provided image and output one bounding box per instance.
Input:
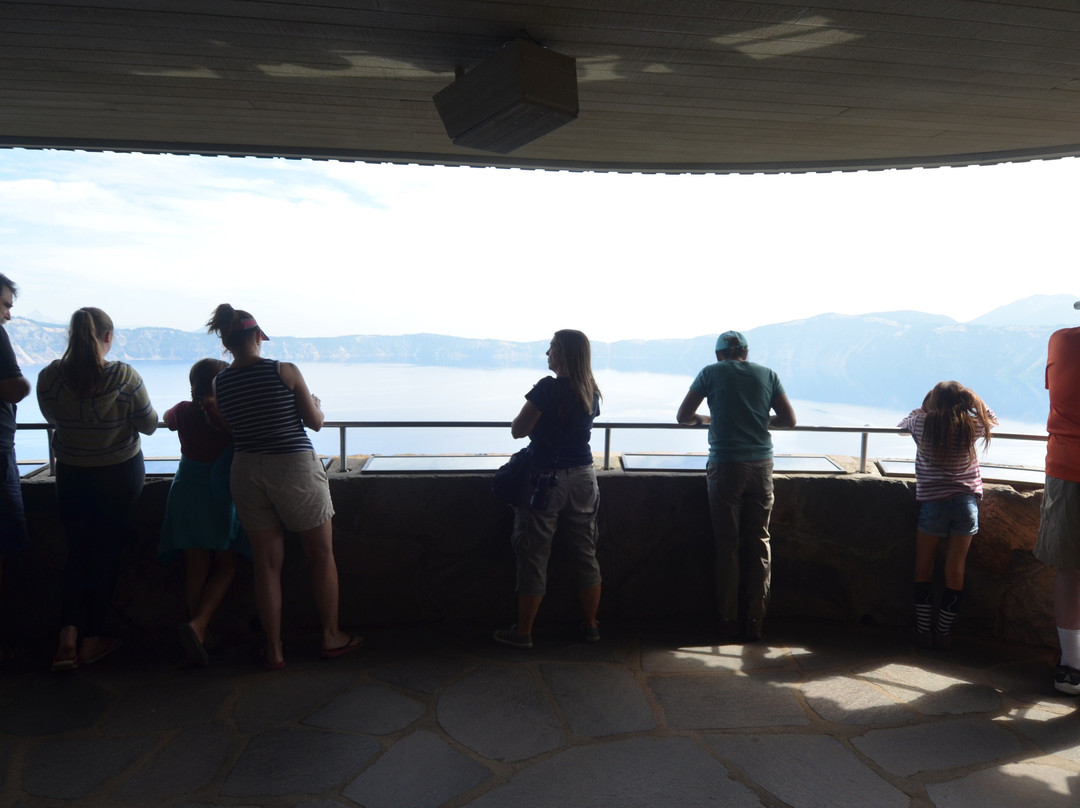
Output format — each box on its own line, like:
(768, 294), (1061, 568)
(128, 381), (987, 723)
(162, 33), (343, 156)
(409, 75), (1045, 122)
(38, 307), (157, 671)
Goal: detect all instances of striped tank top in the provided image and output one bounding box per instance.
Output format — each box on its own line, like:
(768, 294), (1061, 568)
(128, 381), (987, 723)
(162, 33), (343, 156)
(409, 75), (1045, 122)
(214, 359), (313, 454)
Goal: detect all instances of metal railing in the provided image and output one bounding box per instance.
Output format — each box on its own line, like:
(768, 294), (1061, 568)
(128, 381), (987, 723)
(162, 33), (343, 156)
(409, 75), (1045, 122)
(318, 421), (1048, 474)
(20, 421), (1048, 476)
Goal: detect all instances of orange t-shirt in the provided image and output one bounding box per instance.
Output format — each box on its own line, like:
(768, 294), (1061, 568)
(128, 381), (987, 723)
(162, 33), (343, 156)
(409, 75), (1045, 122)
(1045, 327), (1080, 482)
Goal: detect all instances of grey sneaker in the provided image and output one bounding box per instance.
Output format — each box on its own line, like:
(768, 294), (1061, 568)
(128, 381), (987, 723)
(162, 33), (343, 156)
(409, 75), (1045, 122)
(493, 625), (533, 649)
(1054, 664), (1080, 695)
(581, 622), (600, 643)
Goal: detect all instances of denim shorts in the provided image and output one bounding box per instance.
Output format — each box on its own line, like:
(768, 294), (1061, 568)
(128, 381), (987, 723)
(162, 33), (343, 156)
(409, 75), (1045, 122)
(917, 494), (979, 538)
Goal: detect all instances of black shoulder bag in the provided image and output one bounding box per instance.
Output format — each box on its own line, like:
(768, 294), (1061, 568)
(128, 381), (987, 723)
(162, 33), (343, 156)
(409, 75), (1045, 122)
(492, 380), (565, 508)
(492, 444), (533, 506)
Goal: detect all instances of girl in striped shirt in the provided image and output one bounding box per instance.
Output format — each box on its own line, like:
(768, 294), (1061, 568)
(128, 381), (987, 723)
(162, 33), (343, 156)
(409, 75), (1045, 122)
(898, 381), (996, 649)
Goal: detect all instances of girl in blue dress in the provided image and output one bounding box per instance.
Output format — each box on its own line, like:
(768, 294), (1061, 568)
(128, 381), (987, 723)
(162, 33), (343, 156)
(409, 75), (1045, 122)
(159, 358), (247, 665)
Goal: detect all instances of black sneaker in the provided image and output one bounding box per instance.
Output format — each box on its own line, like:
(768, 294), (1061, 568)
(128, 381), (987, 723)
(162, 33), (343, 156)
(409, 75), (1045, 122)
(933, 631), (953, 650)
(910, 627), (933, 649)
(1054, 664), (1080, 695)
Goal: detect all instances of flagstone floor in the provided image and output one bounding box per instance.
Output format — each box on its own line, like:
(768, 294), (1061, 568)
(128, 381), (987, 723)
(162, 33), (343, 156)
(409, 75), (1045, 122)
(0, 619), (1077, 807)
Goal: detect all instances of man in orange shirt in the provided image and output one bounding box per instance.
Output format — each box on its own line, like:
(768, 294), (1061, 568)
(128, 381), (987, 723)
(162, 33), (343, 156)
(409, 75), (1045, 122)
(1035, 325), (1080, 695)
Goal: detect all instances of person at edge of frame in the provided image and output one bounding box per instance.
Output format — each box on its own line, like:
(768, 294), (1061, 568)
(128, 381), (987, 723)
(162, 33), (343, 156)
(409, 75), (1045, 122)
(0, 272), (31, 663)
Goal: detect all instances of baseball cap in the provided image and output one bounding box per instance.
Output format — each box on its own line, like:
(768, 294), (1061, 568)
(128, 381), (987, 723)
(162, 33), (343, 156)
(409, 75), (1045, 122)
(715, 330), (748, 352)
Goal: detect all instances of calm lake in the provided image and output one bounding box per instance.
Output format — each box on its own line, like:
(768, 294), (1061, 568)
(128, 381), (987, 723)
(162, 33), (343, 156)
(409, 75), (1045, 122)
(12, 361), (1050, 468)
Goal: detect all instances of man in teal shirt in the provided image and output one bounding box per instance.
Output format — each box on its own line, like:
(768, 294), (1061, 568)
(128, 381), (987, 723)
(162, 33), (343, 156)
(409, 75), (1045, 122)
(677, 331), (796, 641)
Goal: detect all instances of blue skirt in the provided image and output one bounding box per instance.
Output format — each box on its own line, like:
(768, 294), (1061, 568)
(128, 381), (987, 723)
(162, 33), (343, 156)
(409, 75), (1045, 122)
(158, 457), (249, 560)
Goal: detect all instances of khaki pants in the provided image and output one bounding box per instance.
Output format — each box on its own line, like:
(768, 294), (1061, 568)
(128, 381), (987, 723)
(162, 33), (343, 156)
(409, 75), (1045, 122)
(707, 459), (774, 623)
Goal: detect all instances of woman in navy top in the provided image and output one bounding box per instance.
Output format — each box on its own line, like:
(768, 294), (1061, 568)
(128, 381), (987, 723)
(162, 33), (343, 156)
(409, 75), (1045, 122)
(494, 329), (603, 648)
(207, 304), (361, 670)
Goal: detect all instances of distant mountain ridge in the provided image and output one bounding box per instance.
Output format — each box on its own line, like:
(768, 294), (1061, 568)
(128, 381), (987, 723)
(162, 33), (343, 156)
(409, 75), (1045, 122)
(969, 293), (1079, 327)
(8, 294), (1076, 422)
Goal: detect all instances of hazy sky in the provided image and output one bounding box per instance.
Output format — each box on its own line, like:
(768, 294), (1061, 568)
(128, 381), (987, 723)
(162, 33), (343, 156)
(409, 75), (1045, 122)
(0, 148), (1076, 343)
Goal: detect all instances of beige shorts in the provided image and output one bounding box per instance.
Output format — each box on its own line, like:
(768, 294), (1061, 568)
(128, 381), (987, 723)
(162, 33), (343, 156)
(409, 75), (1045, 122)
(1035, 474), (1080, 570)
(230, 450), (334, 533)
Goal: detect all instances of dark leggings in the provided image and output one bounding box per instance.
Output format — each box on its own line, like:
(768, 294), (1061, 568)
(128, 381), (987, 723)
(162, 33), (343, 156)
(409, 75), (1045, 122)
(56, 453), (145, 637)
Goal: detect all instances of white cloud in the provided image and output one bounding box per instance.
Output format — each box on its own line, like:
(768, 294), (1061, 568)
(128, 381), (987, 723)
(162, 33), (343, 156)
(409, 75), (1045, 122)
(0, 149), (1076, 341)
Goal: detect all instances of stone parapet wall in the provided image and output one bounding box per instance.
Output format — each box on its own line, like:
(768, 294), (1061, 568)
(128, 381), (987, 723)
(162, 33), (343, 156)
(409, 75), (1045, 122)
(2, 464), (1053, 650)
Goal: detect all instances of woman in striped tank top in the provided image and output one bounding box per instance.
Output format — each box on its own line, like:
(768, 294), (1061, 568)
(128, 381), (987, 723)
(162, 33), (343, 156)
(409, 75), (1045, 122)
(898, 381), (997, 650)
(207, 304), (361, 670)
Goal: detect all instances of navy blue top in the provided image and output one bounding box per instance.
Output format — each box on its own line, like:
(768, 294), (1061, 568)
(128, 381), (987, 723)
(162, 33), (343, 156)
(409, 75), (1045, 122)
(525, 376), (599, 469)
(0, 327), (18, 453)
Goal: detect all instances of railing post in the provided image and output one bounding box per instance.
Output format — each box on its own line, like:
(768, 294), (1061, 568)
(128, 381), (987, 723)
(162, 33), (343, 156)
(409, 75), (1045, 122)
(603, 427), (612, 470)
(339, 426), (347, 472)
(860, 431), (869, 474)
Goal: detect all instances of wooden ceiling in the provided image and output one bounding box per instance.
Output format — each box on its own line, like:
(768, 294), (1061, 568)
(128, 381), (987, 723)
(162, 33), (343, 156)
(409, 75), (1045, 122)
(3, 1), (1080, 173)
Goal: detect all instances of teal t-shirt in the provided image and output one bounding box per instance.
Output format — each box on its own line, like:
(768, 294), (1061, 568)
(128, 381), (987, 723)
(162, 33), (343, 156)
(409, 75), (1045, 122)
(689, 360), (784, 463)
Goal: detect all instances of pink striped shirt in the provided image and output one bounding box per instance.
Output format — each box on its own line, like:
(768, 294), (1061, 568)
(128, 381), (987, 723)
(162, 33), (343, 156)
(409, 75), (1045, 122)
(897, 408), (996, 502)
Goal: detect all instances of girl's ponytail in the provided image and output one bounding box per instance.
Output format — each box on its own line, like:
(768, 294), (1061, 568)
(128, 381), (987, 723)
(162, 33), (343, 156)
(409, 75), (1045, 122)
(59, 307), (113, 396)
(206, 303), (261, 355)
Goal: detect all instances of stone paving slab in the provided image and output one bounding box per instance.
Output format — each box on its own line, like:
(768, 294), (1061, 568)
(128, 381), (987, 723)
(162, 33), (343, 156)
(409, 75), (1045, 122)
(851, 716), (1027, 777)
(925, 761), (1080, 808)
(641, 642), (795, 673)
(437, 665), (566, 761)
(780, 623), (905, 673)
(114, 723), (234, 801)
(651, 670), (810, 730)
(220, 727), (380, 797)
(101, 676), (237, 734)
(932, 637), (1055, 671)
(303, 682), (427, 734)
(994, 706), (1080, 764)
(461, 736), (764, 808)
(706, 733), (910, 808)
(478, 636), (632, 666)
(343, 729), (491, 808)
(23, 735), (156, 799)
(985, 659), (1077, 709)
(855, 662), (1003, 715)
(540, 662), (656, 737)
(801, 673), (917, 725)
(231, 669), (357, 733)
(370, 652), (476, 694)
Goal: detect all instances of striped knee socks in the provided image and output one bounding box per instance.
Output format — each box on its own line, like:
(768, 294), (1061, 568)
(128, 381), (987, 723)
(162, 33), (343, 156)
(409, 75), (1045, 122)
(936, 587), (963, 638)
(914, 582), (934, 634)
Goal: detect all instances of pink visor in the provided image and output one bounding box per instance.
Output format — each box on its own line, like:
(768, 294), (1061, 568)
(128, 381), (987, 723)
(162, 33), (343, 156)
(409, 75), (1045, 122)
(234, 317), (270, 341)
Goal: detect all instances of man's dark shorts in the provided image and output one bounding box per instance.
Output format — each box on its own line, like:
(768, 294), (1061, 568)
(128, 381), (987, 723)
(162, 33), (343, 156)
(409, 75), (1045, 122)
(1036, 474), (1080, 570)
